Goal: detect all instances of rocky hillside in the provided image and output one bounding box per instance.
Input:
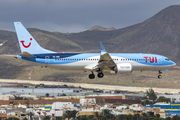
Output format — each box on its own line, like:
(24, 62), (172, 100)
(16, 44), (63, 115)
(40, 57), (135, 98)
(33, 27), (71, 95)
(105, 5), (180, 61)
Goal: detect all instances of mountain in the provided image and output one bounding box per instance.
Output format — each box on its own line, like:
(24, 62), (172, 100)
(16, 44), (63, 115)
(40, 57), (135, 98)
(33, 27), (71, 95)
(0, 28), (83, 54)
(88, 25), (116, 31)
(104, 5), (180, 61)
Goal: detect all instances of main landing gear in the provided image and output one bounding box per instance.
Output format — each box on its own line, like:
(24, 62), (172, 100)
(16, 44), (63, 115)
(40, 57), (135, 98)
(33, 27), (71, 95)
(89, 73), (95, 79)
(158, 71), (162, 79)
(88, 72), (104, 79)
(97, 72), (104, 78)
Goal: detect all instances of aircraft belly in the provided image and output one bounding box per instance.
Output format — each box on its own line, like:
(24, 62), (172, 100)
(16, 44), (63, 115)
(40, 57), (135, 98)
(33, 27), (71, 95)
(48, 61), (95, 71)
(131, 62), (173, 71)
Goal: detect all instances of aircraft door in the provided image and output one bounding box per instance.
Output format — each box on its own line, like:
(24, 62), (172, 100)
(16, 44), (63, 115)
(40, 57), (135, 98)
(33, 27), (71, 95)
(158, 57), (162, 64)
(45, 56), (50, 64)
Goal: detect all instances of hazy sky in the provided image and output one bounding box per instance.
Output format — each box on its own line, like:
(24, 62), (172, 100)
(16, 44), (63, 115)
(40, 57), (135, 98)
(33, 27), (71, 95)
(0, 0), (180, 33)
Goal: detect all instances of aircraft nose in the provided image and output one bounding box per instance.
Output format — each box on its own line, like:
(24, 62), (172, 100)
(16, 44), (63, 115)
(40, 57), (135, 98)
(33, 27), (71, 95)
(171, 61), (176, 66)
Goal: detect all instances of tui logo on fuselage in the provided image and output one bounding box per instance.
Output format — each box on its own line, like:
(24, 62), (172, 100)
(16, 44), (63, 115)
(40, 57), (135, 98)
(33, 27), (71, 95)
(144, 56), (157, 63)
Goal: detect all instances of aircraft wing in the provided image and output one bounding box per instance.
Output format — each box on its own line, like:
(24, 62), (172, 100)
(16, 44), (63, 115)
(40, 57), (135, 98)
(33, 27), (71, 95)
(99, 41), (116, 66)
(84, 42), (116, 71)
(98, 42), (116, 71)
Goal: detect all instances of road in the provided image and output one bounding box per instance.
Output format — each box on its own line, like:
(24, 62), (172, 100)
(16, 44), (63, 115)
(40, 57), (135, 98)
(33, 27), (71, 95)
(0, 79), (179, 93)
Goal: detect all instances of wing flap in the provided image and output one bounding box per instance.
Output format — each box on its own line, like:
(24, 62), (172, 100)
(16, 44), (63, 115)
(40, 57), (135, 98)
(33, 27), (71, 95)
(84, 61), (105, 71)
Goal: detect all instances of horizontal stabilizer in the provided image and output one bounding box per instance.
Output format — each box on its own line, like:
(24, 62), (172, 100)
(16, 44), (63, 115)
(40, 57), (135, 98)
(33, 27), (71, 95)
(21, 52), (35, 58)
(3, 54), (18, 58)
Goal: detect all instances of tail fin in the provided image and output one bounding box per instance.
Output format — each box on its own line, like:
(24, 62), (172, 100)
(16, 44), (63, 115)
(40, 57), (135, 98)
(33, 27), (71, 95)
(14, 22), (56, 54)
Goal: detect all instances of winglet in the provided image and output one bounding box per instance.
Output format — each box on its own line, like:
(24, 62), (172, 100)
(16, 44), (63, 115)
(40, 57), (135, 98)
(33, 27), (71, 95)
(100, 41), (107, 55)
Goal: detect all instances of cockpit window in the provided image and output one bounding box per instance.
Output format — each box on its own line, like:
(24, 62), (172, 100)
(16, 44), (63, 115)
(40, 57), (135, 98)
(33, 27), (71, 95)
(165, 58), (169, 61)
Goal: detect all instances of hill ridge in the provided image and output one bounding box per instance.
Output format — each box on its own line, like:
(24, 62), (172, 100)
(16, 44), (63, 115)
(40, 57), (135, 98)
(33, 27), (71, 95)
(88, 25), (116, 31)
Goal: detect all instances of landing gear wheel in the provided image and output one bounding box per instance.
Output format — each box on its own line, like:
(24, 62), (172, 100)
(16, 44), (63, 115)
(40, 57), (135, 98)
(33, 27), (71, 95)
(159, 71), (162, 74)
(97, 73), (104, 78)
(158, 75), (162, 79)
(89, 74), (95, 79)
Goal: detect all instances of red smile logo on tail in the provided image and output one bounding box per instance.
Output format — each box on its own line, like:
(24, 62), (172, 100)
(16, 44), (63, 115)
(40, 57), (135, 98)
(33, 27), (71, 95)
(20, 38), (32, 48)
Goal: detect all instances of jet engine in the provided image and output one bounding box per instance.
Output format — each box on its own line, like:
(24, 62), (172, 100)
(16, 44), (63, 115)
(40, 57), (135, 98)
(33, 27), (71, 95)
(114, 63), (133, 73)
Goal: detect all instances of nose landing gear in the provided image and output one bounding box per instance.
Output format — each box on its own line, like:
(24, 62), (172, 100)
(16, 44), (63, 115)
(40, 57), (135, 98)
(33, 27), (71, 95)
(158, 71), (162, 79)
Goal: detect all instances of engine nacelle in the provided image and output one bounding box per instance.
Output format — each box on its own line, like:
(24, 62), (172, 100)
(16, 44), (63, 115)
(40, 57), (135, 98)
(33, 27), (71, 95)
(114, 63), (133, 73)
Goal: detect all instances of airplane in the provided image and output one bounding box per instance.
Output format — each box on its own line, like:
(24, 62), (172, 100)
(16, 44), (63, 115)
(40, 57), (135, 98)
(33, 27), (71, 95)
(13, 22), (176, 79)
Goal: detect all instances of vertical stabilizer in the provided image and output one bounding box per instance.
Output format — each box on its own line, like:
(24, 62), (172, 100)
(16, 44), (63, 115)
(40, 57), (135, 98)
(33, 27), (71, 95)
(14, 22), (56, 54)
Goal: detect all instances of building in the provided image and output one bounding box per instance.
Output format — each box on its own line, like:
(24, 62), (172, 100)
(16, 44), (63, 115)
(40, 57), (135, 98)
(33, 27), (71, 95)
(86, 94), (124, 99)
(105, 99), (141, 104)
(0, 113), (7, 120)
(77, 108), (100, 116)
(80, 98), (96, 105)
(144, 103), (180, 117)
(124, 94), (145, 100)
(51, 102), (72, 109)
(7, 112), (26, 120)
(0, 99), (79, 108)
